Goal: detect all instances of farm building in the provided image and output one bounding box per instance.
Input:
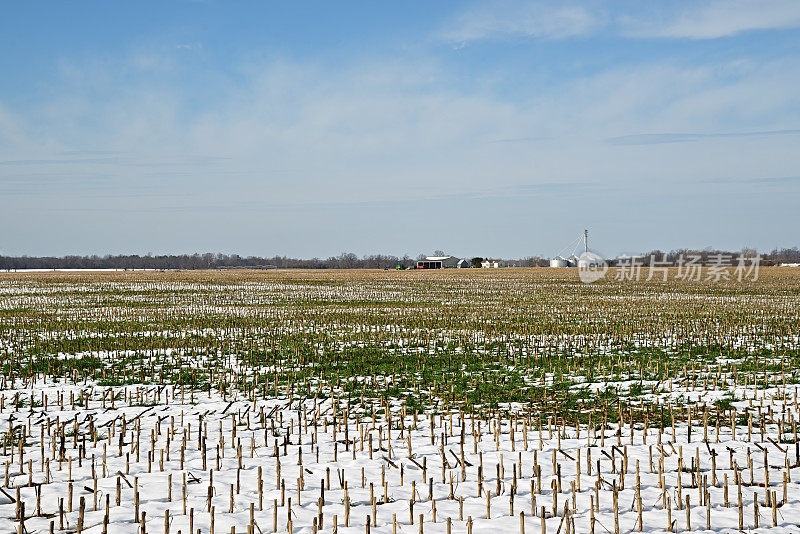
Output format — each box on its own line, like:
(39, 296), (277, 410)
(551, 230), (590, 267)
(481, 259), (501, 268)
(417, 256), (461, 269)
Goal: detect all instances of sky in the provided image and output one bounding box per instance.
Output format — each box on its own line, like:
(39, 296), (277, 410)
(1, 1), (799, 259)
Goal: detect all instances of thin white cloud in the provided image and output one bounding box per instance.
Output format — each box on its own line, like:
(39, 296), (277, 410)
(0, 104), (24, 146)
(442, 0), (800, 43)
(2, 50), (799, 255)
(2, 47), (800, 254)
(4, 53), (799, 198)
(441, 1), (601, 43)
(607, 129), (800, 145)
(625, 0), (800, 39)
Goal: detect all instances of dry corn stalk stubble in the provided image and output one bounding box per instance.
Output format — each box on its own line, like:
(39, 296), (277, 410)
(0, 267), (798, 532)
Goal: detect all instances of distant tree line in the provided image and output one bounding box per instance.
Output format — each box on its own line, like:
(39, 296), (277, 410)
(0, 247), (797, 271)
(763, 247), (800, 264)
(617, 247), (800, 266)
(0, 253), (418, 271)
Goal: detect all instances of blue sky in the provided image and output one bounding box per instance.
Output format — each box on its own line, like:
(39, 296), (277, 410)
(1, 1), (799, 259)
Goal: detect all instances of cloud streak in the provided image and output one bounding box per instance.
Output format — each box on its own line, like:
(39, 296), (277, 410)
(442, 0), (800, 44)
(625, 0), (800, 39)
(441, 1), (600, 43)
(607, 129), (800, 145)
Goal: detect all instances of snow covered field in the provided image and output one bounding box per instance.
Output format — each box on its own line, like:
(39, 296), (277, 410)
(1, 268), (799, 533)
(3, 379), (800, 534)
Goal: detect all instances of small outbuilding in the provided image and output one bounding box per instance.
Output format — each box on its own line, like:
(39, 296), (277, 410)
(417, 256), (461, 269)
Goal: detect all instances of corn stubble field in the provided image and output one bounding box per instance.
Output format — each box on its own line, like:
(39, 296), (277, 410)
(1, 268), (800, 534)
